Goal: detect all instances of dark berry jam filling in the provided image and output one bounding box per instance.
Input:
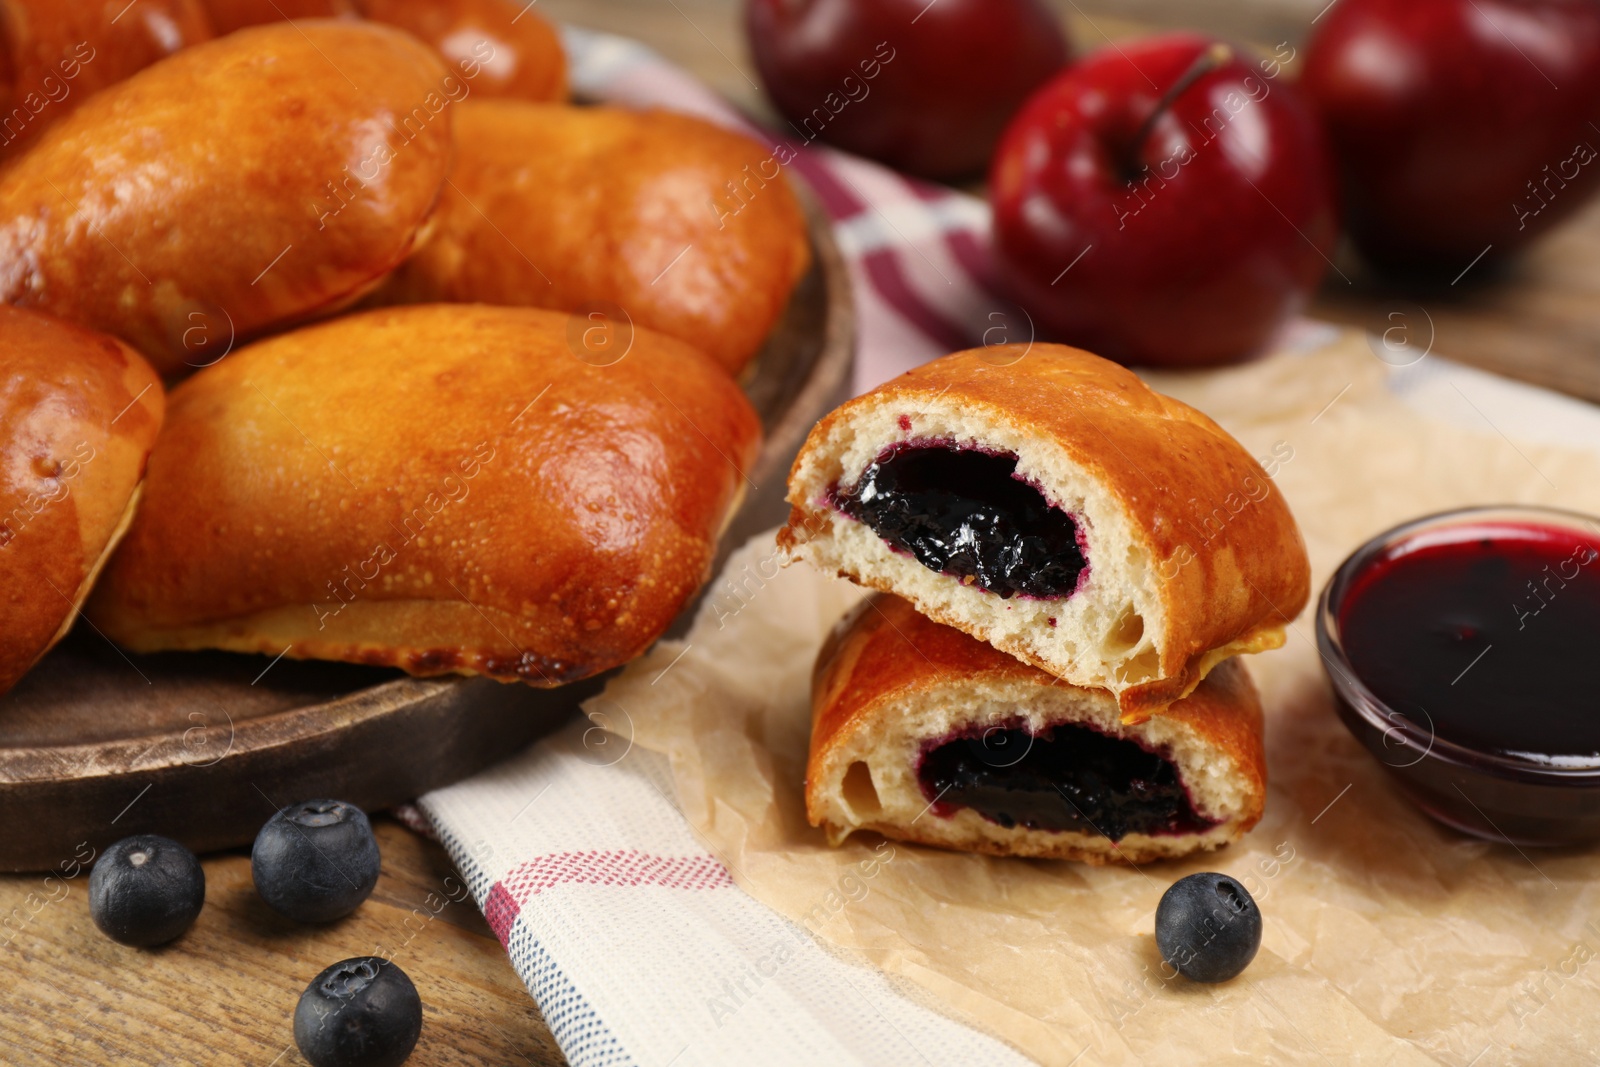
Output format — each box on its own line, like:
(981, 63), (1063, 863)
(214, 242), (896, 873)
(832, 441), (1088, 600)
(917, 722), (1215, 840)
(1341, 522), (1600, 762)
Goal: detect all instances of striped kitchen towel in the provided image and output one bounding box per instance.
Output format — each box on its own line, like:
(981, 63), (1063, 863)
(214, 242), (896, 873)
(412, 22), (1035, 1067)
(419, 725), (1031, 1067)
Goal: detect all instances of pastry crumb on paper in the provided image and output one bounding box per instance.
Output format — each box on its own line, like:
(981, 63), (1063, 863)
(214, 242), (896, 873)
(589, 330), (1600, 1066)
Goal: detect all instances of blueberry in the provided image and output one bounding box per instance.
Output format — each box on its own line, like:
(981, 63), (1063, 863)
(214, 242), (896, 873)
(294, 956), (422, 1067)
(252, 799), (380, 923)
(1154, 871), (1262, 983)
(88, 834), (205, 947)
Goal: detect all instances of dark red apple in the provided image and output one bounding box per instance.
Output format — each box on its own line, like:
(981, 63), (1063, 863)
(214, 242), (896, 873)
(1302, 0), (1600, 277)
(744, 0), (1070, 180)
(989, 33), (1338, 367)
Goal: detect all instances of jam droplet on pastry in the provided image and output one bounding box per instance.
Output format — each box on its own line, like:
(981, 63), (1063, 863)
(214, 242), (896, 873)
(832, 442), (1088, 599)
(917, 723), (1215, 839)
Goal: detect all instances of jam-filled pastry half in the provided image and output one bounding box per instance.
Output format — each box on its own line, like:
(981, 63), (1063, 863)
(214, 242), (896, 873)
(1, 308), (165, 695)
(87, 305), (759, 686)
(807, 594), (1266, 863)
(779, 343), (1309, 722)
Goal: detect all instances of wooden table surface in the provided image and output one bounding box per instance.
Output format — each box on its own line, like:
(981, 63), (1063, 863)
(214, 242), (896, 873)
(1, 818), (560, 1065)
(5, 2), (1596, 1064)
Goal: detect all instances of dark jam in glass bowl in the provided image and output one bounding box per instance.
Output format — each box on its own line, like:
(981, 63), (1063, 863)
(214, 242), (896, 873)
(1340, 523), (1600, 762)
(1319, 507), (1600, 844)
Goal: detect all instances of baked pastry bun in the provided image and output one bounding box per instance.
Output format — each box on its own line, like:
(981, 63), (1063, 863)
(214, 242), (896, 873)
(198, 0), (567, 102)
(0, 21), (453, 377)
(1, 308), (164, 695)
(780, 344), (1309, 721)
(197, 0), (357, 34)
(88, 305), (759, 686)
(0, 0), (213, 158)
(381, 100), (811, 375)
(356, 0), (567, 102)
(807, 594), (1266, 864)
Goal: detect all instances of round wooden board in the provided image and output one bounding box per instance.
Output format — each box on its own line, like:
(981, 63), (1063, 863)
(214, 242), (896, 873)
(0, 188), (853, 872)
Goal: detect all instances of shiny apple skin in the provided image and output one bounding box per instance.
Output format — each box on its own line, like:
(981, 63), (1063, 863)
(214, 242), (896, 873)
(745, 0), (1069, 180)
(989, 33), (1338, 367)
(1302, 0), (1600, 276)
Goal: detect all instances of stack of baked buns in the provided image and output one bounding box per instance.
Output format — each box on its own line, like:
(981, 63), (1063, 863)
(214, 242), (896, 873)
(0, 7), (808, 696)
(780, 345), (1310, 863)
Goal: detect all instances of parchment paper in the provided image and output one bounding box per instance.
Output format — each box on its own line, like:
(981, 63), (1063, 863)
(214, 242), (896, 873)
(587, 329), (1600, 1065)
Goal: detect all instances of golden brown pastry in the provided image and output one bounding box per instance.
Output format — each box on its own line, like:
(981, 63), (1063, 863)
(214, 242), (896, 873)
(0, 21), (453, 377)
(197, 0), (565, 101)
(0, 0), (213, 159)
(1, 307), (164, 695)
(807, 594), (1266, 864)
(382, 100), (811, 375)
(197, 0), (357, 35)
(357, 0), (566, 101)
(780, 344), (1309, 722)
(88, 305), (761, 686)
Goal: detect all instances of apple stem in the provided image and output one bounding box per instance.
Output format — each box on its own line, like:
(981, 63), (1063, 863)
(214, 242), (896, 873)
(1121, 42), (1234, 183)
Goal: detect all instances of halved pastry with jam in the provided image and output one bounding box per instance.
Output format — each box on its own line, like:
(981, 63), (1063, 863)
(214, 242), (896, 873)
(807, 594), (1266, 864)
(779, 343), (1309, 721)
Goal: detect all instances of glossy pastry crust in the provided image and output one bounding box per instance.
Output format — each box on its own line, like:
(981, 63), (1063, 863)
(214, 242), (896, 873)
(87, 305), (761, 686)
(807, 594), (1267, 864)
(197, 0), (358, 34)
(0, 0), (213, 158)
(197, 0), (566, 101)
(382, 100), (811, 375)
(779, 343), (1310, 720)
(357, 0), (567, 102)
(0, 20), (453, 377)
(0, 308), (164, 695)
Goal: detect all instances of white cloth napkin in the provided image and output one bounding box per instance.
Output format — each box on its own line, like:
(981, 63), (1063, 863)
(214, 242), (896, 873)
(420, 725), (1032, 1066)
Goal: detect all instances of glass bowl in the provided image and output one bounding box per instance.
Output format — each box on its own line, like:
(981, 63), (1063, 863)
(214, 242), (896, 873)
(1316, 504), (1600, 846)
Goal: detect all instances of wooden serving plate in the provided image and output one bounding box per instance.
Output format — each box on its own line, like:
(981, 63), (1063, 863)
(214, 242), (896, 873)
(0, 188), (853, 872)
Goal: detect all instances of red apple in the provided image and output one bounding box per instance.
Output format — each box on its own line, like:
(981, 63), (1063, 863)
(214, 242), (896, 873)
(1302, 0), (1600, 277)
(744, 0), (1069, 180)
(989, 33), (1338, 367)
